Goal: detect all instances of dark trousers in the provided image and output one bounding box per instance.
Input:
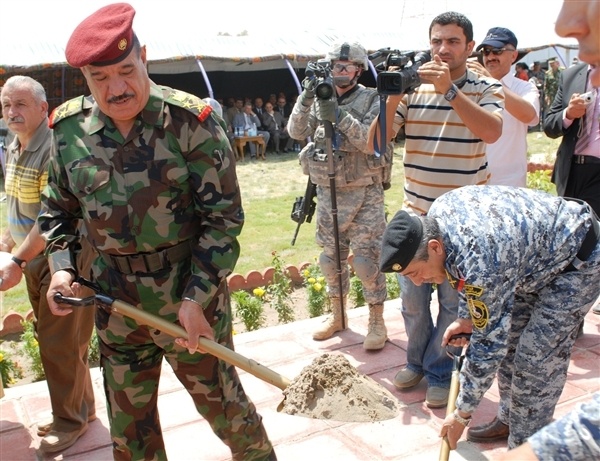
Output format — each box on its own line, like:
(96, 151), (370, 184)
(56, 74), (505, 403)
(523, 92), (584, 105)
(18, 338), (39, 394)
(564, 162), (600, 216)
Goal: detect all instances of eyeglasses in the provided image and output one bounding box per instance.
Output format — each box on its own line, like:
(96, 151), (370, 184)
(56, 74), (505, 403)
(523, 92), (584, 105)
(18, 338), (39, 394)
(332, 63), (358, 73)
(480, 47), (516, 56)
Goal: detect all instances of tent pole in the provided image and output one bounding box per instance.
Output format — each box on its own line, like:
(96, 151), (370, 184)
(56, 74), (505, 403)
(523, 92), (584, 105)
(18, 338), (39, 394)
(196, 59), (214, 99)
(285, 59), (302, 96)
(368, 60), (378, 81)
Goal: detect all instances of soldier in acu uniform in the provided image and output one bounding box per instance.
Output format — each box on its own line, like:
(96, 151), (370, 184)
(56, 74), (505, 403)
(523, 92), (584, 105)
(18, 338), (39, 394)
(288, 42), (392, 351)
(38, 4), (275, 460)
(379, 185), (600, 451)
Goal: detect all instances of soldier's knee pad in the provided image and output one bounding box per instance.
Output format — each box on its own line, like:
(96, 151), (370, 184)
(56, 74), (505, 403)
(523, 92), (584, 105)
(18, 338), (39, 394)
(319, 252), (339, 279)
(352, 255), (379, 284)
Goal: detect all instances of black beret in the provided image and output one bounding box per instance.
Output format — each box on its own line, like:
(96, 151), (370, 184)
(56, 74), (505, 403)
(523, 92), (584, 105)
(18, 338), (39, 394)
(380, 210), (423, 273)
(66, 3), (136, 68)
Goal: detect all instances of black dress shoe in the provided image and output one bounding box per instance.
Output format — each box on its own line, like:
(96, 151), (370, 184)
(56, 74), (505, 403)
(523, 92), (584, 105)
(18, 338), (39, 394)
(467, 417), (509, 443)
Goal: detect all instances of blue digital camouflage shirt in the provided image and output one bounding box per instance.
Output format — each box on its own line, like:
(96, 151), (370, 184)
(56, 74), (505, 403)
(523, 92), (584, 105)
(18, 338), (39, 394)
(529, 392), (600, 460)
(428, 185), (600, 414)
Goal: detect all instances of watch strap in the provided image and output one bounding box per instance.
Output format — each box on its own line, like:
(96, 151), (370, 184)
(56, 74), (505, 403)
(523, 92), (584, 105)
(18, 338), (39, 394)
(452, 410), (471, 426)
(11, 256), (26, 269)
(444, 84), (459, 102)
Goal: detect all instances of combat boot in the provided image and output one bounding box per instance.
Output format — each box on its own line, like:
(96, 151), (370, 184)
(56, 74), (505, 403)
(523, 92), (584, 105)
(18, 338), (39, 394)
(312, 297), (348, 340)
(363, 304), (387, 350)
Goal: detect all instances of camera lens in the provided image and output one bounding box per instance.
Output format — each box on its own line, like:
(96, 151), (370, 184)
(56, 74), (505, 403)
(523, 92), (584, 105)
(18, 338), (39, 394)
(316, 82), (334, 100)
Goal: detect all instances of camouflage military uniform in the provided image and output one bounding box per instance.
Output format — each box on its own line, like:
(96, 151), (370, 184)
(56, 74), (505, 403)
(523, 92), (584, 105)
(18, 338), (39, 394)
(289, 84), (391, 303)
(544, 67), (562, 107)
(429, 185), (600, 449)
(39, 83), (274, 461)
(528, 392), (600, 460)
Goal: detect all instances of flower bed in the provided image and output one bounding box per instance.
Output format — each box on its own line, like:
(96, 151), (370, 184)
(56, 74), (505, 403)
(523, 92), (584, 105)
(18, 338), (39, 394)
(0, 262), (313, 336)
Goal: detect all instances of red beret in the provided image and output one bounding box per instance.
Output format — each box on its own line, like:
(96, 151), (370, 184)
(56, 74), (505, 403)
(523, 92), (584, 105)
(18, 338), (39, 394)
(66, 3), (136, 68)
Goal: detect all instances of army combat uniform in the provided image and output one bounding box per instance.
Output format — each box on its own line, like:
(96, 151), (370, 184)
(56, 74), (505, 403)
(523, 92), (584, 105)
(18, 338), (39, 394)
(39, 83), (274, 461)
(428, 185), (600, 449)
(289, 78), (392, 348)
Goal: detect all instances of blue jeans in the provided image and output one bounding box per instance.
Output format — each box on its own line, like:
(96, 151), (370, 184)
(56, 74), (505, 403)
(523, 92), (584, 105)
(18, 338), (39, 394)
(398, 275), (459, 388)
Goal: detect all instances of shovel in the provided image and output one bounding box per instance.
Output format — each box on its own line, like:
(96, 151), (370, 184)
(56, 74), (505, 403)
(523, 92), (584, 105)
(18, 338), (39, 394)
(55, 278), (400, 423)
(53, 278), (291, 391)
(439, 334), (470, 461)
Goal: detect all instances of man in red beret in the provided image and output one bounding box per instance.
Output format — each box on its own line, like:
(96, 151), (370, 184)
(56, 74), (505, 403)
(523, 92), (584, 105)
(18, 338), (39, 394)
(39, 3), (276, 460)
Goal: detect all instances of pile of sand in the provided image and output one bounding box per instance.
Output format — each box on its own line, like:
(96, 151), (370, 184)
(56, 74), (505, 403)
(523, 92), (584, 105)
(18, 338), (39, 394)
(280, 353), (401, 422)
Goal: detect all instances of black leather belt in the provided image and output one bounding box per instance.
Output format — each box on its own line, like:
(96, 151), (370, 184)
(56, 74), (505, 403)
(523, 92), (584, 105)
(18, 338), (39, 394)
(564, 215), (600, 272)
(100, 240), (193, 275)
(573, 155), (600, 165)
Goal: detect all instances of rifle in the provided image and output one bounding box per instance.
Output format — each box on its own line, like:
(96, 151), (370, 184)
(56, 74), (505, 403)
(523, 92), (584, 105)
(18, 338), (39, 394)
(290, 178), (317, 245)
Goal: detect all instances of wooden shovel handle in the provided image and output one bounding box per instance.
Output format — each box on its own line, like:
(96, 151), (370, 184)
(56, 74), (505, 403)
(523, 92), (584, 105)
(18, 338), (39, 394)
(108, 297), (291, 391)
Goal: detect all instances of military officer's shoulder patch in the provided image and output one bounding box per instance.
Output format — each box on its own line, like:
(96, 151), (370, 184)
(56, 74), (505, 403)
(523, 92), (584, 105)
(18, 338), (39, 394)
(163, 87), (212, 123)
(49, 95), (92, 128)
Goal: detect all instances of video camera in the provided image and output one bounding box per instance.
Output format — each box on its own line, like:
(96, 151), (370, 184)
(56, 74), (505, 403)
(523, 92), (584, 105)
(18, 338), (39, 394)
(305, 59), (336, 100)
(372, 50), (431, 95)
(305, 60), (353, 100)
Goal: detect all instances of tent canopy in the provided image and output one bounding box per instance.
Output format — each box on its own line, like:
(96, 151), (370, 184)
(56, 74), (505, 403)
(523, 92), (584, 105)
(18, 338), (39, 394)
(0, 17), (579, 111)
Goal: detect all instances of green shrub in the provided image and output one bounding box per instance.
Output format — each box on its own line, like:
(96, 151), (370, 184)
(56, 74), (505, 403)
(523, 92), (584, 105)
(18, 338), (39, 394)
(88, 329), (100, 365)
(0, 343), (24, 387)
(19, 320), (45, 382)
(302, 260), (329, 318)
(349, 275), (365, 307)
(527, 169), (557, 195)
(267, 252), (294, 324)
(386, 273), (401, 300)
(232, 290), (266, 331)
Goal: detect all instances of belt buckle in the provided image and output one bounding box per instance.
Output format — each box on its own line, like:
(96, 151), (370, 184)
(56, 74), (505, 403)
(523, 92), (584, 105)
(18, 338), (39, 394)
(127, 254), (148, 274)
(574, 155), (585, 165)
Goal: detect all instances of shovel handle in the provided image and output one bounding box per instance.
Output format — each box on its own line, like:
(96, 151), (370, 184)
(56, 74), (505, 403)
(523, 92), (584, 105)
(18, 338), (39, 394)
(439, 335), (471, 461)
(111, 298), (291, 390)
(55, 293), (291, 390)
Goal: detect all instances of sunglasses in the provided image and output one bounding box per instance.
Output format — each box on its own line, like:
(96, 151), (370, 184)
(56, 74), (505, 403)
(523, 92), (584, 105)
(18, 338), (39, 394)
(332, 63), (358, 73)
(480, 47), (516, 56)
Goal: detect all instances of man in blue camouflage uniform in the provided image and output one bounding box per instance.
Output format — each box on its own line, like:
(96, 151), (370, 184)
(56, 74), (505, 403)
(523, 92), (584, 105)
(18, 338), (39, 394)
(379, 185), (600, 451)
(497, 392), (600, 460)
(496, 2), (600, 458)
(288, 42), (392, 350)
(38, 4), (275, 460)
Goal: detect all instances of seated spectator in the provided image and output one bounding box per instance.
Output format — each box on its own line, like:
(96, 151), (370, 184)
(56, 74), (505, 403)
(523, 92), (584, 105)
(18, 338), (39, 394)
(253, 97), (266, 129)
(232, 103), (270, 158)
(226, 97), (244, 131)
(262, 102), (293, 153)
(275, 95), (291, 122)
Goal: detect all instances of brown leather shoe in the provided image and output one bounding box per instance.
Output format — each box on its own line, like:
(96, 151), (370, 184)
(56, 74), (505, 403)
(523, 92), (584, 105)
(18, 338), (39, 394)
(39, 424), (88, 453)
(37, 414), (97, 437)
(467, 417), (509, 443)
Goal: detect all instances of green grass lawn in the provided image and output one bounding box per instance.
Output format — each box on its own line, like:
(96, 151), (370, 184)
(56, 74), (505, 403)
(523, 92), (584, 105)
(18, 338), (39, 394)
(0, 132), (560, 319)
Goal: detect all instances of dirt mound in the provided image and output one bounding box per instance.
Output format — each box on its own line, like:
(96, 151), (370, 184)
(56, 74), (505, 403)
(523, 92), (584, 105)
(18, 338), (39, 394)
(280, 353), (401, 422)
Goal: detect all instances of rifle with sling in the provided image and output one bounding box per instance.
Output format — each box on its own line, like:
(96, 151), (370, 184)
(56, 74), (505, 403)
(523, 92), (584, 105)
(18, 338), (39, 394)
(290, 178), (317, 245)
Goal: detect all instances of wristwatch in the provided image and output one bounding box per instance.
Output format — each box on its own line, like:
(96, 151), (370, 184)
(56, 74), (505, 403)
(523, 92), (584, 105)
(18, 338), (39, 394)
(444, 84), (459, 102)
(452, 410), (472, 426)
(11, 256), (27, 269)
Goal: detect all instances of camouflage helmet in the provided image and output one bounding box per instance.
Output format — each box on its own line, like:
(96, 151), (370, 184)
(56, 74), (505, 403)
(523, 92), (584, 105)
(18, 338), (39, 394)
(327, 42), (369, 69)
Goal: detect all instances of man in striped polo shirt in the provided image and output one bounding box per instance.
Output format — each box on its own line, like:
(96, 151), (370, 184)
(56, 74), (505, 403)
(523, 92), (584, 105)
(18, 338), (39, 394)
(370, 10), (504, 408)
(0, 76), (96, 453)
